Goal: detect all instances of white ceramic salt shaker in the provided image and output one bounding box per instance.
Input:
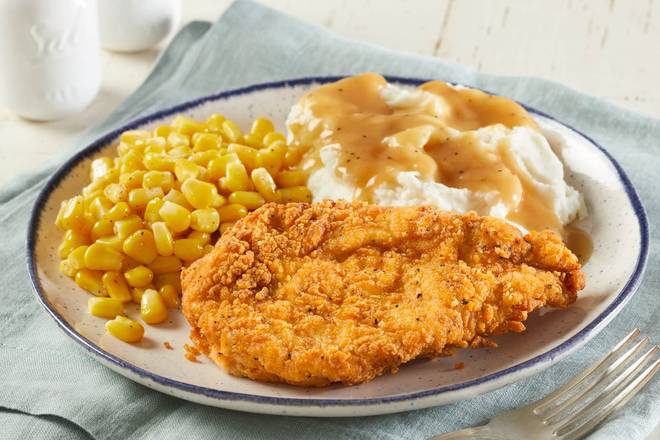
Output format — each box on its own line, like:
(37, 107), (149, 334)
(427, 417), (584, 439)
(98, 0), (180, 53)
(0, 0), (101, 121)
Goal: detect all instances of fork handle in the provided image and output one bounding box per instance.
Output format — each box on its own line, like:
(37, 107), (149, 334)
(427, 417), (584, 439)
(428, 425), (502, 439)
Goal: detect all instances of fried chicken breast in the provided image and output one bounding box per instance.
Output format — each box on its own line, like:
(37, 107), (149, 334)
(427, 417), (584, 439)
(181, 201), (585, 386)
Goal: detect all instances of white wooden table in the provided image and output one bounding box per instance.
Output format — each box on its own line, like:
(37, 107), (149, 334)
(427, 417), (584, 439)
(1, 0), (658, 436)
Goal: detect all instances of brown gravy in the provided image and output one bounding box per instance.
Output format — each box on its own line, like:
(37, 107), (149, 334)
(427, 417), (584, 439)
(289, 73), (590, 256)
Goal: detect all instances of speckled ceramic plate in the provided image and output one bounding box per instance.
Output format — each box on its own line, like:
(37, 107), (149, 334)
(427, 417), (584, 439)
(27, 77), (649, 417)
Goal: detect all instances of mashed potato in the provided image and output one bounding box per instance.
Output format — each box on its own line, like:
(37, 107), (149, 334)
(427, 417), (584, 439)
(288, 74), (585, 233)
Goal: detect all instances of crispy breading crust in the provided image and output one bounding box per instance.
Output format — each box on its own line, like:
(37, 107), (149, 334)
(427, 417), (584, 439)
(182, 201), (585, 386)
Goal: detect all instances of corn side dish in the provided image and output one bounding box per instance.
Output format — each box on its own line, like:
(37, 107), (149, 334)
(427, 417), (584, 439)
(55, 114), (311, 343)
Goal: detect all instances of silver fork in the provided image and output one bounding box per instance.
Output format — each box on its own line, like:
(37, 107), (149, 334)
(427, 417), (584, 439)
(430, 329), (660, 440)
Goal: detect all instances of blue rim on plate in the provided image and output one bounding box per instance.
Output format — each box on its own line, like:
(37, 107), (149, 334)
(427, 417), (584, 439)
(26, 76), (650, 408)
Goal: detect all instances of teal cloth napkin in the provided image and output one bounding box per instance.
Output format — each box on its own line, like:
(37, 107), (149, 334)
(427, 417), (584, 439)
(1, 1), (658, 438)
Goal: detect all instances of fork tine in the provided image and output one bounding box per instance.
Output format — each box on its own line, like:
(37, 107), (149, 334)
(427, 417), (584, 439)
(555, 347), (660, 439)
(533, 329), (640, 414)
(541, 336), (650, 423)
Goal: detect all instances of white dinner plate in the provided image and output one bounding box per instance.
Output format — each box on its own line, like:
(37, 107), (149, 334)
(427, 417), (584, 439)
(27, 76), (649, 417)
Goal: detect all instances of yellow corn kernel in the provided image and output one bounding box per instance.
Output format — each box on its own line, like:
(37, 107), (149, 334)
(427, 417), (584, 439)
(218, 177), (228, 192)
(285, 146), (307, 167)
(221, 120), (243, 143)
(56, 196), (86, 231)
(83, 190), (103, 210)
(123, 229), (158, 264)
(120, 137), (146, 152)
(192, 133), (220, 152)
(143, 198), (164, 224)
(224, 162), (252, 192)
(100, 167), (120, 185)
(143, 170), (174, 192)
(120, 130), (150, 144)
(148, 135), (167, 147)
(205, 113), (226, 131)
(124, 265), (154, 288)
(120, 159), (141, 177)
(58, 229), (90, 259)
(263, 131), (286, 146)
(228, 191), (265, 211)
(66, 245), (88, 270)
(96, 235), (124, 252)
(143, 152), (175, 172)
(211, 193), (226, 208)
(167, 131), (190, 148)
(190, 150), (220, 166)
(74, 269), (107, 296)
(102, 271), (132, 302)
(190, 132), (204, 145)
(103, 183), (128, 204)
(154, 272), (181, 292)
(227, 143), (259, 170)
(146, 135), (166, 149)
(90, 157), (114, 180)
(105, 201), (131, 221)
(181, 178), (218, 209)
(128, 187), (164, 212)
(276, 170), (308, 188)
(219, 221), (236, 234)
(206, 153), (240, 180)
(55, 200), (67, 229)
(144, 141), (165, 154)
(256, 142), (286, 175)
(173, 115), (204, 135)
(116, 142), (131, 157)
(82, 179), (108, 197)
(148, 255), (182, 274)
(144, 144), (165, 156)
(119, 170), (145, 190)
(189, 208), (220, 232)
(84, 242), (124, 271)
(114, 215), (143, 239)
(87, 196), (111, 220)
(141, 289), (168, 324)
(122, 256), (142, 273)
(188, 230), (211, 245)
(120, 149), (145, 172)
(74, 212), (95, 238)
(243, 133), (263, 149)
(151, 222), (174, 256)
(131, 286), (148, 304)
(250, 117), (275, 140)
(59, 260), (76, 277)
(91, 219), (114, 241)
(158, 201), (191, 233)
(88, 297), (124, 319)
(154, 125), (172, 138)
(159, 284), (180, 309)
(217, 204), (248, 222)
(90, 157), (114, 181)
(250, 168), (279, 202)
(173, 238), (204, 262)
(163, 189), (193, 210)
(203, 244), (214, 255)
(106, 316), (144, 343)
(277, 186), (313, 203)
(168, 146), (193, 158)
(174, 158), (200, 181)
